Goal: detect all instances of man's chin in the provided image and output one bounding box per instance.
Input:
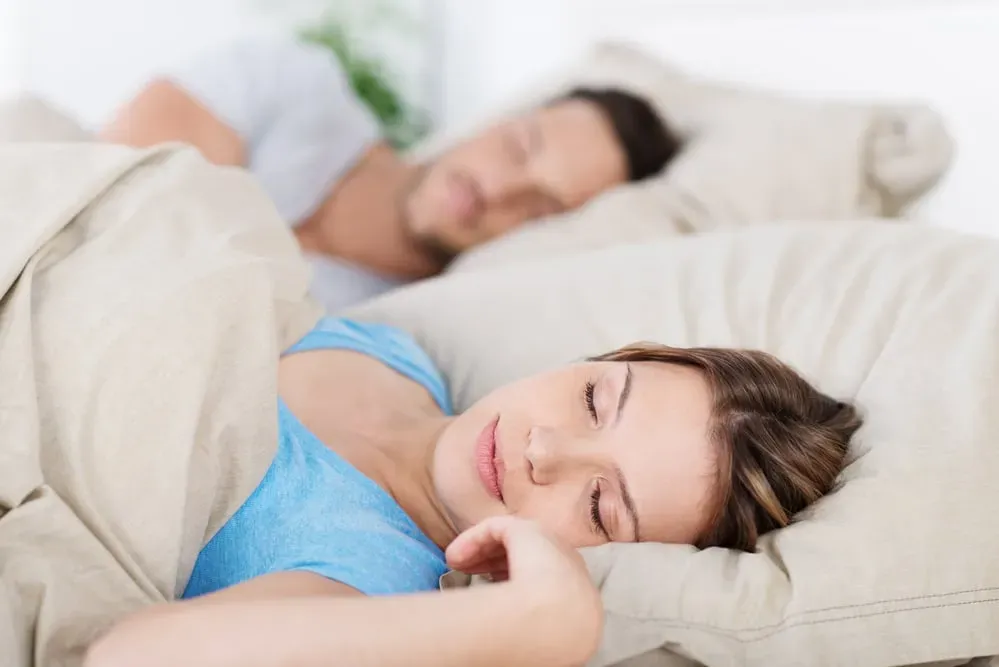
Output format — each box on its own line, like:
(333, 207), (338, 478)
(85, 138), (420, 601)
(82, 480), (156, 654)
(408, 227), (461, 270)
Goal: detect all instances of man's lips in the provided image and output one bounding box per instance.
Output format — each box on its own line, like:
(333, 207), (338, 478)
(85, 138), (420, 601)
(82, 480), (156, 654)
(476, 416), (504, 502)
(448, 172), (484, 227)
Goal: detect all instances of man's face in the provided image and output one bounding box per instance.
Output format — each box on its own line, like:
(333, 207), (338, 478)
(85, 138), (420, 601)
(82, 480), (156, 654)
(400, 98), (628, 257)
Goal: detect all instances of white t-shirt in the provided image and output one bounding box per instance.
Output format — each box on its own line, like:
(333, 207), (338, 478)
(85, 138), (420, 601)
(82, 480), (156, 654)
(169, 37), (403, 313)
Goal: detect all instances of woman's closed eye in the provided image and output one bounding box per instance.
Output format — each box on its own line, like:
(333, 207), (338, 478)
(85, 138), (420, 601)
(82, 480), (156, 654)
(589, 481), (609, 539)
(584, 364), (633, 429)
(584, 380), (598, 424)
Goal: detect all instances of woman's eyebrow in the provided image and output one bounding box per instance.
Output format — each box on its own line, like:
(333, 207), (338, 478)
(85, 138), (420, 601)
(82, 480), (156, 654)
(615, 363), (634, 425)
(615, 464), (641, 542)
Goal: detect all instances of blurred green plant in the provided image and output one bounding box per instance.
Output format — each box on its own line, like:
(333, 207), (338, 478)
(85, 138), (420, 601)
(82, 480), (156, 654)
(298, 12), (431, 149)
(247, 0), (432, 148)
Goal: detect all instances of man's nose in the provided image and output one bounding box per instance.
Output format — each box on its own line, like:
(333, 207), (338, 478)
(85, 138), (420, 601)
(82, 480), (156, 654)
(479, 169), (530, 204)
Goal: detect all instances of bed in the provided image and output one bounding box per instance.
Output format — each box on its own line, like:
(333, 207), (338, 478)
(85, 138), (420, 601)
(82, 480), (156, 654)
(3, 3), (999, 666)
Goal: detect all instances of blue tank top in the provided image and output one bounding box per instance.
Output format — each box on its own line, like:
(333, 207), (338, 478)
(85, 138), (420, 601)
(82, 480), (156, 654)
(182, 317), (453, 599)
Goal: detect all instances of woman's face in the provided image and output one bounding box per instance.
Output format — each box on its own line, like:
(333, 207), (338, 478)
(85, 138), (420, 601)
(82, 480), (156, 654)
(432, 360), (719, 547)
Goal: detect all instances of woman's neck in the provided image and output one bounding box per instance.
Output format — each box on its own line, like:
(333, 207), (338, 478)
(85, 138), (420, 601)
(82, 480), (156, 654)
(294, 143), (445, 280)
(371, 412), (460, 551)
(280, 350), (460, 551)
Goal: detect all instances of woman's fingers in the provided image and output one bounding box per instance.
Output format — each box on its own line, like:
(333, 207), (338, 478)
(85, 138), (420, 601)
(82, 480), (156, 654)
(486, 568), (510, 582)
(455, 555), (509, 576)
(446, 516), (558, 575)
(445, 535), (501, 570)
(445, 516), (515, 569)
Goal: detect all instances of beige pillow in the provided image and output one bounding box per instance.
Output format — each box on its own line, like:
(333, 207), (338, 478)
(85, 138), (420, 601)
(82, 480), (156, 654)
(346, 221), (999, 667)
(411, 42), (953, 274)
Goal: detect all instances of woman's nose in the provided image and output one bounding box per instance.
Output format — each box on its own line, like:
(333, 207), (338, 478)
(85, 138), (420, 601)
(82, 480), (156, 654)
(526, 425), (597, 485)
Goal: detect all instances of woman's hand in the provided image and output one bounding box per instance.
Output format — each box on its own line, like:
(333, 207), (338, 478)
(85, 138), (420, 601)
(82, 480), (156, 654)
(446, 516), (603, 666)
(87, 519), (601, 667)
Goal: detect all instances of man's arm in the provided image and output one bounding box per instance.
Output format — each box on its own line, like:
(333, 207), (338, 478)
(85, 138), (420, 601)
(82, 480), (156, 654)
(104, 37), (383, 228)
(100, 79), (246, 166)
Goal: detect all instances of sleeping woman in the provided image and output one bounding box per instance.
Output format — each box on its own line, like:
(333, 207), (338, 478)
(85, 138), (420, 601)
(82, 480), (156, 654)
(84, 316), (861, 667)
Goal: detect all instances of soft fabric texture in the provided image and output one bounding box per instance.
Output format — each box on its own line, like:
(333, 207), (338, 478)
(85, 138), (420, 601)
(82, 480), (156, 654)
(0, 142), (321, 666)
(346, 220), (999, 667)
(0, 94), (92, 143)
(185, 316), (451, 599)
(408, 41), (955, 273)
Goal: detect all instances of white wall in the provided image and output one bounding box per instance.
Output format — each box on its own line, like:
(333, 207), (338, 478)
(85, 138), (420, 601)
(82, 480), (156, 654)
(10, 0), (997, 125)
(435, 0), (988, 124)
(469, 0), (999, 237)
(16, 0), (294, 127)
(13, 0), (441, 129)
(0, 0), (554, 128)
(10, 0), (966, 127)
(0, 0), (26, 97)
(436, 0), (574, 126)
(8, 0), (999, 238)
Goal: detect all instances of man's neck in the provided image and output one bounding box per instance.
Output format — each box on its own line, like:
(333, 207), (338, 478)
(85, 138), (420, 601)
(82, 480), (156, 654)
(294, 143), (445, 280)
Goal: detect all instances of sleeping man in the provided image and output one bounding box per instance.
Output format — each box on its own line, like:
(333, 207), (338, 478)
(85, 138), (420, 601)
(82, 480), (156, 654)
(101, 37), (681, 312)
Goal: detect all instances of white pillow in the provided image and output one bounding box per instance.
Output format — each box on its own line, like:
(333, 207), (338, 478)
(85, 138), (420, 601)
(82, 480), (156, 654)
(347, 220), (999, 667)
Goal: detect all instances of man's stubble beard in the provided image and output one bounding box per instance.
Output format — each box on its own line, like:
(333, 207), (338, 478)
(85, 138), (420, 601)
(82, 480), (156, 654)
(396, 163), (461, 271)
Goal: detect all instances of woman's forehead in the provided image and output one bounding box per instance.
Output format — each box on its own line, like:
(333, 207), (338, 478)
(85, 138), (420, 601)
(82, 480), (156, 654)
(616, 362), (717, 543)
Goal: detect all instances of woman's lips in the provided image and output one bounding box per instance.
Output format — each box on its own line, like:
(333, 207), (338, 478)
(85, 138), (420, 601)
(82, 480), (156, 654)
(476, 416), (504, 503)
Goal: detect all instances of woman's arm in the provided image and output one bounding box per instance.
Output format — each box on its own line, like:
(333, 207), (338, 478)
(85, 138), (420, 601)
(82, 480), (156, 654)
(85, 571), (585, 667)
(86, 518), (603, 667)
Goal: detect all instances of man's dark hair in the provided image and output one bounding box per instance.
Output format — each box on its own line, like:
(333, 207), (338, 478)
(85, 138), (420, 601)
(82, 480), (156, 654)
(560, 87), (681, 182)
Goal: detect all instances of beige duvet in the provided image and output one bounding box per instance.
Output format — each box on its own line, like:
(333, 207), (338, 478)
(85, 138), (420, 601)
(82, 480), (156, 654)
(0, 143), (319, 666)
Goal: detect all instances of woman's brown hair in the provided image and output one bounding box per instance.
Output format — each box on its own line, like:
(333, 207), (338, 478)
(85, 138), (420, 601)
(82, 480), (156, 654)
(593, 343), (863, 552)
